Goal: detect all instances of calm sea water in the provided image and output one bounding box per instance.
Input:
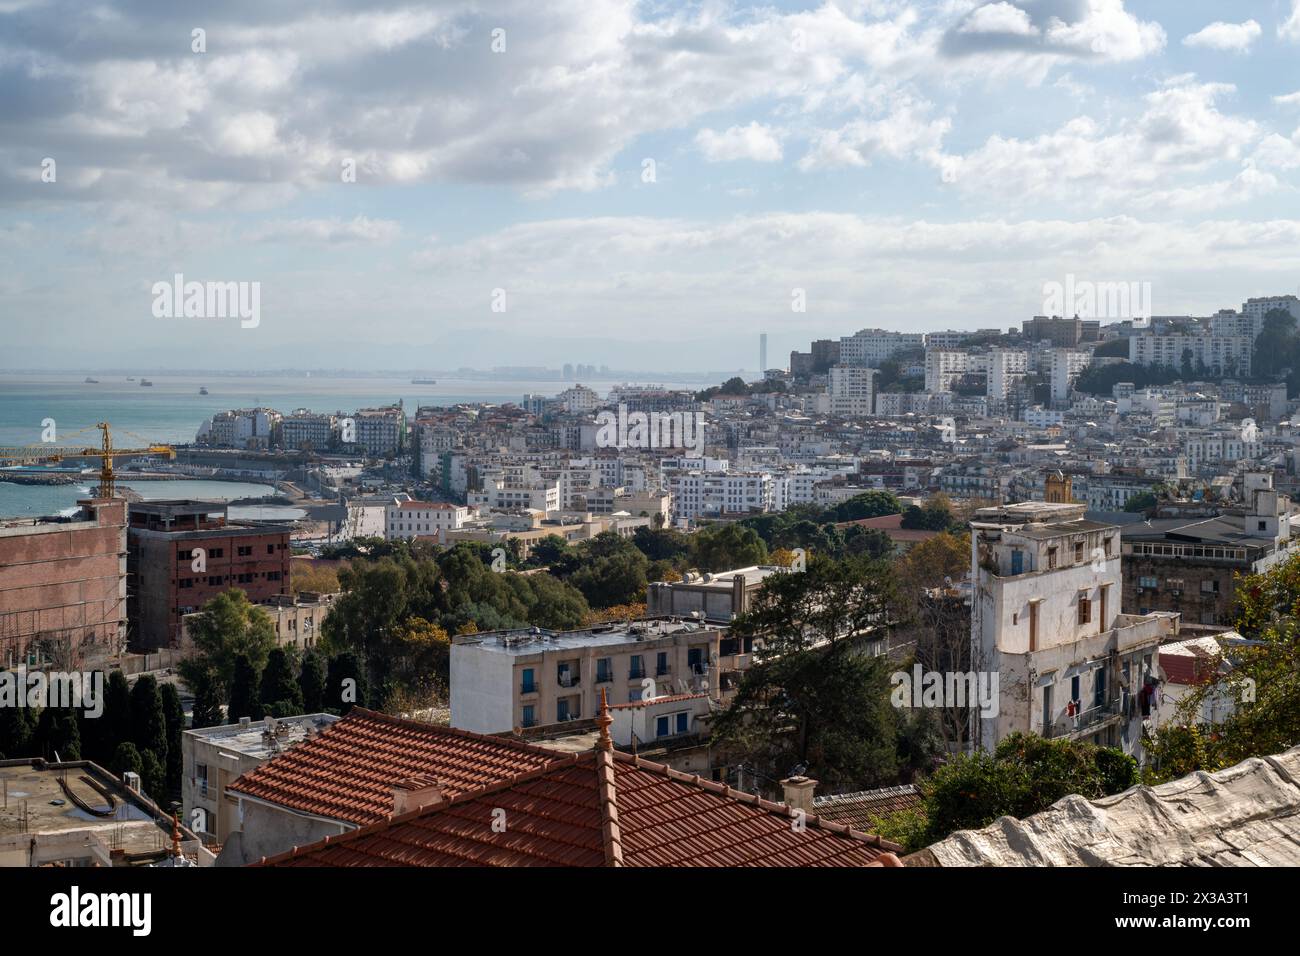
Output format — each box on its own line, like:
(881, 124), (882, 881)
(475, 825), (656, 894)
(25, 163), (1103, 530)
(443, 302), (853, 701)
(0, 479), (285, 519)
(0, 372), (697, 519)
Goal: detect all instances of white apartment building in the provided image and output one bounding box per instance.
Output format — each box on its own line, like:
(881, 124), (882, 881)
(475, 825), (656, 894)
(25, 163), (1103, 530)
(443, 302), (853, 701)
(987, 349), (1029, 403)
(351, 406), (406, 458)
(839, 329), (925, 366)
(385, 499), (470, 540)
(828, 364), (876, 418)
(1050, 349), (1090, 404)
(925, 349), (971, 393)
(1023, 407), (1064, 427)
(875, 391), (953, 417)
(971, 501), (1179, 762)
(450, 620), (742, 733)
(1241, 295), (1300, 337)
(280, 410), (336, 451)
(1128, 333), (1252, 377)
(558, 384), (602, 414)
(1183, 431), (1264, 469)
(669, 470), (774, 520)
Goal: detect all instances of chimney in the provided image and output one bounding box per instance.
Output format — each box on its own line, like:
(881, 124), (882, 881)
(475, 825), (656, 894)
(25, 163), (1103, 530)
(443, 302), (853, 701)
(392, 774), (445, 816)
(780, 775), (817, 814)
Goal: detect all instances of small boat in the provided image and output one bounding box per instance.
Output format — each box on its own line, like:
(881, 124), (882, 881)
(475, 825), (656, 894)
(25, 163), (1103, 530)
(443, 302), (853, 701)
(84, 376), (99, 384)
(126, 377), (135, 382)
(411, 378), (438, 385)
(140, 379), (154, 387)
(199, 387), (209, 395)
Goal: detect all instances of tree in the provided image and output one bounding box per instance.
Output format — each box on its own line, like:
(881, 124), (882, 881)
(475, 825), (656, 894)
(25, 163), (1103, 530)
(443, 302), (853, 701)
(160, 683), (185, 795)
(110, 741), (143, 779)
(876, 732), (1138, 851)
(709, 556), (904, 791)
(0, 704), (36, 760)
(178, 589), (277, 698)
(292, 562), (341, 595)
(325, 652), (367, 715)
(570, 551), (648, 608)
(228, 655), (264, 723)
(827, 491), (901, 522)
(129, 675), (168, 769)
(691, 522), (768, 572)
(104, 670), (132, 756)
(188, 666), (224, 730)
(900, 494), (961, 532)
(139, 749), (167, 806)
(299, 650), (327, 713)
(34, 705), (82, 761)
(1124, 491), (1157, 513)
(77, 671), (111, 764)
(260, 647), (305, 716)
(1146, 549), (1300, 780)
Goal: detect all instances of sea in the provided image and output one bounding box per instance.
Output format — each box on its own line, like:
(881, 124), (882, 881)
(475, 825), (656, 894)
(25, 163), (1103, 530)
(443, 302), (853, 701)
(0, 372), (697, 519)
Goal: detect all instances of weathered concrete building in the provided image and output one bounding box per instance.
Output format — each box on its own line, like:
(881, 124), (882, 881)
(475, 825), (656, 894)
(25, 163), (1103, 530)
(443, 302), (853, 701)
(0, 498), (126, 671)
(127, 501), (292, 651)
(971, 501), (1179, 762)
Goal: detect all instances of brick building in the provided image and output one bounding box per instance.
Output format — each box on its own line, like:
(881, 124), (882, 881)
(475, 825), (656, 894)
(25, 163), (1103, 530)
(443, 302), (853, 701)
(0, 498), (127, 671)
(127, 501), (292, 651)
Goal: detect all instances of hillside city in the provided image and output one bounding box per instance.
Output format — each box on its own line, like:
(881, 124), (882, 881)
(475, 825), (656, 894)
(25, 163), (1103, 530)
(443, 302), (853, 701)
(4, 303), (1300, 873)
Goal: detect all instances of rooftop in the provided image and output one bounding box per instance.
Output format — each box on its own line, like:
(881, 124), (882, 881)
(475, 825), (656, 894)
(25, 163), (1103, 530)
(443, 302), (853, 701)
(453, 618), (723, 655)
(226, 708), (562, 825)
(915, 744), (1300, 867)
(186, 713), (338, 759)
(256, 747), (900, 868)
(813, 784), (923, 830)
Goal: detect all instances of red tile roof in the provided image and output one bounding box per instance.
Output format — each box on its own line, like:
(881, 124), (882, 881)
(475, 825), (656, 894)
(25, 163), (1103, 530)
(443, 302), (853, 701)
(608, 692), (707, 710)
(226, 709), (563, 825)
(256, 748), (901, 868)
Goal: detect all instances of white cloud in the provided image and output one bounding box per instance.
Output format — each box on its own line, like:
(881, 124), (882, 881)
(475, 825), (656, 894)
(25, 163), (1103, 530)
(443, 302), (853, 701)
(799, 96), (950, 171)
(695, 123), (784, 163)
(1182, 21), (1262, 53)
(945, 78), (1266, 208)
(1281, 1), (1300, 42)
(248, 216), (401, 244)
(959, 3), (1038, 37)
(1273, 90), (1300, 106)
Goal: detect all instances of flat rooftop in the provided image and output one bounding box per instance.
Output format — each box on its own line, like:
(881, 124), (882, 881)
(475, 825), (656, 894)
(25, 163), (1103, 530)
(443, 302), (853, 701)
(186, 713), (337, 758)
(0, 761), (177, 858)
(667, 566), (788, 590)
(454, 619), (722, 655)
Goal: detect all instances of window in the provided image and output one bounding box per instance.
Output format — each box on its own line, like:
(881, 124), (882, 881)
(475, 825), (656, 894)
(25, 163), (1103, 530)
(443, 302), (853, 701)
(1074, 543), (1084, 563)
(629, 655), (644, 680)
(210, 548), (224, 558)
(237, 545), (252, 557)
(596, 657), (613, 683)
(1071, 675), (1081, 706)
(675, 712), (689, 734)
(521, 668), (536, 694)
(1078, 595), (1091, 625)
(521, 705), (535, 728)
(267, 544), (275, 554)
(1047, 547), (1058, 570)
(1201, 579), (1219, 594)
(655, 652), (669, 676)
(655, 716), (670, 738)
(1138, 576), (1158, 589)
(179, 578), (193, 589)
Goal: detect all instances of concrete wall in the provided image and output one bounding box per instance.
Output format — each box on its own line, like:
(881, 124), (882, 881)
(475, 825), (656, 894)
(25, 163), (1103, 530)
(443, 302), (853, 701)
(217, 799), (350, 866)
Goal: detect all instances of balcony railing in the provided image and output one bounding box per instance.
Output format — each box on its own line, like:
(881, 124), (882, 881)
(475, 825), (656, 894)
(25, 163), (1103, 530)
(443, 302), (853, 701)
(558, 674), (578, 688)
(520, 682), (537, 694)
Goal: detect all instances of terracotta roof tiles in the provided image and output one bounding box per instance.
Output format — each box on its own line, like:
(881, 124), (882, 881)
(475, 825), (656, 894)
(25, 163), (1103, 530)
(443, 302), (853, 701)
(256, 749), (900, 868)
(226, 708), (562, 825)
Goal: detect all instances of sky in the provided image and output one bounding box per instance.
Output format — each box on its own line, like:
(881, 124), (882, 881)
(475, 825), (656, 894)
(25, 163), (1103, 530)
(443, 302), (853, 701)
(3, 0), (1300, 372)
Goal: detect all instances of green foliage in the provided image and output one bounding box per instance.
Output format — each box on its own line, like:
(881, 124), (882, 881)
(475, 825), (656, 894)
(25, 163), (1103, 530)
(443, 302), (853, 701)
(691, 522), (769, 572)
(0, 703), (37, 760)
(178, 589), (277, 698)
(1145, 547), (1300, 780)
(694, 376), (751, 401)
(299, 650), (327, 713)
(1123, 491), (1157, 513)
(160, 683), (185, 794)
(139, 749), (167, 806)
(188, 666), (224, 730)
(325, 652), (367, 715)
(260, 647), (304, 715)
(228, 655), (264, 723)
(34, 705), (82, 761)
(900, 495), (962, 533)
(104, 670), (131, 753)
(128, 675), (168, 767)
(709, 556), (921, 791)
(1074, 361), (1181, 395)
(883, 732), (1139, 852)
(109, 741), (143, 778)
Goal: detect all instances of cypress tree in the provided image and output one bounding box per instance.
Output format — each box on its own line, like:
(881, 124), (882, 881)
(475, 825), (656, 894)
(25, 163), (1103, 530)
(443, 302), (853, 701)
(260, 647), (304, 715)
(325, 652), (366, 715)
(299, 650), (327, 713)
(104, 670), (132, 754)
(228, 654), (264, 722)
(129, 674), (168, 767)
(160, 683), (185, 794)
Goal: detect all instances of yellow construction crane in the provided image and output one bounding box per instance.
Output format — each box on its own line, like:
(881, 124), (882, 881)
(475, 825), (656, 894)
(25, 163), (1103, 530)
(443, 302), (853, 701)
(0, 421), (175, 498)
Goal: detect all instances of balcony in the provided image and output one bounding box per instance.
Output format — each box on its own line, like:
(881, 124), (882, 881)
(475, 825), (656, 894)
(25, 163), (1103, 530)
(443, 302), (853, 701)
(1048, 698), (1124, 739)
(519, 682), (537, 695)
(558, 673), (579, 689)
